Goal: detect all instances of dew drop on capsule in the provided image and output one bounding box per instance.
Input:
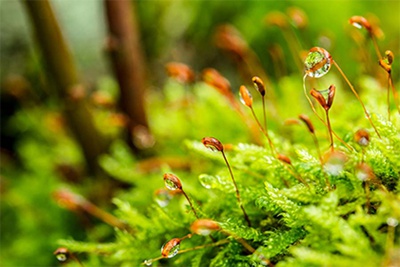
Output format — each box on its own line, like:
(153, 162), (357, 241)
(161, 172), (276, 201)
(163, 173), (182, 191)
(164, 179), (178, 190)
(198, 174), (214, 189)
(143, 259), (153, 266)
(304, 48), (331, 78)
(55, 253), (68, 262)
(161, 239), (180, 258)
(351, 21), (362, 29)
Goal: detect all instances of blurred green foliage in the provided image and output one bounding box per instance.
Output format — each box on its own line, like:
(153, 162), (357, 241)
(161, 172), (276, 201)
(1, 1), (399, 266)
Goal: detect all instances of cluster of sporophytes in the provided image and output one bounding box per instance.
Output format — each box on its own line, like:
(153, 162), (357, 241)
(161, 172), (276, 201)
(56, 15), (399, 266)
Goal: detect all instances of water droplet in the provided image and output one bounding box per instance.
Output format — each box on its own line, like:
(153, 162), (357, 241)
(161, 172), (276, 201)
(355, 163), (374, 182)
(165, 179), (179, 190)
(304, 48), (331, 78)
(161, 238), (181, 258)
(239, 85), (253, 107)
(143, 259), (153, 266)
(199, 174), (215, 189)
(355, 169), (369, 181)
(351, 22), (363, 29)
(154, 189), (172, 207)
(54, 248), (69, 262)
(56, 253), (68, 262)
(323, 151), (347, 176)
(204, 144), (219, 152)
(324, 162), (343, 176)
(387, 217), (399, 227)
(354, 129), (370, 147)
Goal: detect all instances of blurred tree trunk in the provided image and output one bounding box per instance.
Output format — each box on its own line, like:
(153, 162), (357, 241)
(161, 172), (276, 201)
(23, 0), (107, 175)
(104, 0), (152, 153)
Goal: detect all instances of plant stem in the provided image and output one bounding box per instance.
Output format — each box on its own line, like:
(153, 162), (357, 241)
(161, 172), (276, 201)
(104, 0), (151, 152)
(303, 75), (354, 151)
(364, 181), (371, 214)
(370, 34), (383, 60)
(221, 151), (251, 227)
(388, 72), (400, 115)
(181, 190), (200, 219)
(325, 110), (334, 152)
(332, 61), (381, 138)
(387, 77), (391, 121)
(142, 239), (230, 266)
(261, 96), (267, 133)
(81, 201), (127, 230)
(23, 0), (107, 175)
(250, 107), (276, 155)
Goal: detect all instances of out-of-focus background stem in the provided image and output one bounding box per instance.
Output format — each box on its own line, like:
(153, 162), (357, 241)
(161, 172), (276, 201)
(104, 0), (151, 153)
(23, 0), (108, 175)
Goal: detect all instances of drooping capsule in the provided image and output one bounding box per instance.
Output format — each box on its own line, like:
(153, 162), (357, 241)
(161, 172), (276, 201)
(165, 62), (195, 84)
(322, 151), (347, 176)
(54, 247), (70, 262)
(252, 76), (266, 96)
(202, 137), (224, 152)
(355, 163), (374, 182)
(298, 114), (315, 134)
(163, 173), (182, 191)
(161, 238), (181, 258)
(239, 85), (253, 107)
(354, 129), (370, 147)
(190, 219), (220, 235)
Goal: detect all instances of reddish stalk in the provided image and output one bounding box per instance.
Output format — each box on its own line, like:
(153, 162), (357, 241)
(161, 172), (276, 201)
(298, 114), (323, 162)
(310, 86), (336, 152)
(332, 61), (381, 138)
(278, 154), (309, 187)
(53, 189), (127, 230)
(202, 137), (251, 227)
(163, 173), (199, 219)
(239, 85), (276, 155)
(303, 75), (353, 151)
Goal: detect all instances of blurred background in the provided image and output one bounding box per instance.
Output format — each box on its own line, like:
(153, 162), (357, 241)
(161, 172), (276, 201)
(1, 0), (399, 266)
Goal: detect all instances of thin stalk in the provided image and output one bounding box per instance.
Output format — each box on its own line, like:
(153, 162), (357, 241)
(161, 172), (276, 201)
(81, 202), (127, 230)
(250, 107), (276, 155)
(282, 29), (303, 73)
(332, 61), (381, 138)
(383, 222), (396, 267)
(303, 75), (354, 151)
(261, 96), (267, 133)
(365, 181), (371, 214)
(325, 110), (334, 152)
(387, 77), (391, 120)
(311, 133), (323, 163)
(312, 133), (331, 189)
(388, 72), (400, 115)
(70, 254), (84, 267)
(219, 230), (274, 266)
(281, 162), (309, 187)
(143, 239), (229, 266)
(370, 34), (383, 60)
(181, 190), (199, 219)
(221, 151), (251, 227)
